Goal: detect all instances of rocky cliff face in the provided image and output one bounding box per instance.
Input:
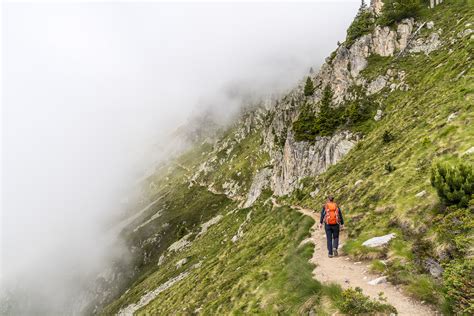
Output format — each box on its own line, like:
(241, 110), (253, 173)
(189, 0), (448, 204)
(270, 131), (359, 196)
(239, 0), (445, 203)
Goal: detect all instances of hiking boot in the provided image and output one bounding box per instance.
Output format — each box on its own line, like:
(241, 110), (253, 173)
(333, 249), (338, 257)
(328, 253), (333, 258)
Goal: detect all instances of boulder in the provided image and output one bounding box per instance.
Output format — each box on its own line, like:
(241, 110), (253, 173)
(447, 112), (458, 122)
(425, 258), (443, 278)
(463, 147), (474, 156)
(415, 190), (427, 198)
(362, 233), (396, 248)
(175, 258), (188, 269)
(374, 109), (383, 121)
(367, 76), (388, 95)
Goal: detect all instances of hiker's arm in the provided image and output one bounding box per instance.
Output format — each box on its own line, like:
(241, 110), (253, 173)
(338, 208), (344, 225)
(320, 207), (325, 224)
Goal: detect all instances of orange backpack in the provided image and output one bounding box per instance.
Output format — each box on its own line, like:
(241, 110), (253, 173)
(325, 202), (339, 225)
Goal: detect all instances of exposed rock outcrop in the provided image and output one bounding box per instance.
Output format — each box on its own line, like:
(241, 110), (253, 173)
(271, 131), (359, 196)
(244, 168), (272, 207)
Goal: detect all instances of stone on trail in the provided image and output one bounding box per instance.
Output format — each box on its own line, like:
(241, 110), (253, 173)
(368, 276), (387, 285)
(362, 233), (396, 247)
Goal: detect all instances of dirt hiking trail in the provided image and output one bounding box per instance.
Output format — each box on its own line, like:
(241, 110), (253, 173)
(293, 206), (436, 316)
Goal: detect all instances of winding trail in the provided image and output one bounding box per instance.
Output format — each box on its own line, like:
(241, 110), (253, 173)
(273, 199), (436, 315)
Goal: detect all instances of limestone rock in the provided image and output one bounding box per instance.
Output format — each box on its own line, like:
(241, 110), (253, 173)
(362, 233), (396, 248)
(244, 168), (272, 207)
(425, 258), (443, 278)
(410, 32), (442, 55)
(271, 131), (359, 196)
(367, 76), (388, 95)
(370, 0), (384, 16)
(447, 112), (458, 122)
(354, 179), (364, 186)
(415, 190), (427, 198)
(175, 258), (188, 269)
(397, 19), (414, 52)
(310, 187), (320, 198)
(374, 109), (383, 121)
(463, 146), (474, 156)
(372, 26), (397, 56)
(426, 21), (435, 29)
(368, 276), (387, 285)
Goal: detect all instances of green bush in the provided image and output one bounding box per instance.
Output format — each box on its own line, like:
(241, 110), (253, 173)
(346, 3), (374, 47)
(293, 86), (344, 142)
(304, 77), (315, 97)
(442, 259), (474, 315)
(431, 160), (474, 208)
(338, 287), (397, 315)
(384, 161), (396, 173)
(382, 130), (395, 143)
(344, 98), (376, 125)
(433, 207), (474, 256)
(379, 0), (422, 26)
(406, 275), (441, 305)
(292, 102), (320, 142)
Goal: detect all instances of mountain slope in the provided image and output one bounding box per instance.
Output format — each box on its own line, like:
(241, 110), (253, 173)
(99, 1), (473, 315)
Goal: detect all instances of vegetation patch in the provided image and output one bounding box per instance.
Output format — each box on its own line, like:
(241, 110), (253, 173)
(338, 287), (397, 315)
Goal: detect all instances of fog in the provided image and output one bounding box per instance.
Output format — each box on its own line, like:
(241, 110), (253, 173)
(1, 1), (359, 314)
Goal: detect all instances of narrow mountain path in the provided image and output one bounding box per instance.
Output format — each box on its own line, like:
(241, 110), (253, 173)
(294, 205), (436, 316)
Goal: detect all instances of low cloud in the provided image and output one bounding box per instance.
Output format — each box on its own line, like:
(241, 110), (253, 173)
(1, 1), (358, 314)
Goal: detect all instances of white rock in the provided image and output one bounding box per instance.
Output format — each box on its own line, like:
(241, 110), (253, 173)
(367, 76), (388, 95)
(310, 187), (320, 198)
(426, 21), (435, 29)
(463, 146), (474, 156)
(362, 233), (396, 248)
(447, 112), (458, 122)
(168, 233), (192, 252)
(197, 215), (223, 237)
(244, 168), (272, 207)
(354, 179), (364, 186)
(415, 190), (427, 198)
(374, 109), (383, 121)
(175, 258), (188, 269)
(368, 276), (388, 285)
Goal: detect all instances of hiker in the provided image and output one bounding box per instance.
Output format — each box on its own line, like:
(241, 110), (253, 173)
(318, 195), (344, 258)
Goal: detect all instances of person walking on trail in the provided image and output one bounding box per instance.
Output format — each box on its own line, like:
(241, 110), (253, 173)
(318, 195), (344, 258)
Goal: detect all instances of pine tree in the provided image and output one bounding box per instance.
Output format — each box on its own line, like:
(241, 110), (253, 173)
(317, 85), (335, 135)
(304, 77), (315, 97)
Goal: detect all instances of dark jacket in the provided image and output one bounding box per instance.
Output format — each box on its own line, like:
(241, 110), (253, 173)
(320, 204), (344, 225)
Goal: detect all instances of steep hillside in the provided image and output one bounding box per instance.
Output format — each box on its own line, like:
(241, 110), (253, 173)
(99, 1), (473, 315)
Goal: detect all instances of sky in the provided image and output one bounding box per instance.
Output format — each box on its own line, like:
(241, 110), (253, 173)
(1, 1), (359, 313)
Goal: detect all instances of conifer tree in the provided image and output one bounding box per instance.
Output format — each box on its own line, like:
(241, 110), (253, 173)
(304, 77), (315, 97)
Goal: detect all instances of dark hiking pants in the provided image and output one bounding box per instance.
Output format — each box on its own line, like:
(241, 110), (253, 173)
(325, 224), (340, 255)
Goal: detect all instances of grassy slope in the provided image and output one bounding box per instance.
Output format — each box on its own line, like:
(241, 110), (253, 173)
(283, 1), (473, 309)
(102, 122), (323, 314)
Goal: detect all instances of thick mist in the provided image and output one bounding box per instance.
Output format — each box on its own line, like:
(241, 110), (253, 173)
(1, 1), (359, 314)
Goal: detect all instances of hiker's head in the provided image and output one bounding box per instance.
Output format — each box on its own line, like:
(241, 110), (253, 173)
(327, 195), (334, 202)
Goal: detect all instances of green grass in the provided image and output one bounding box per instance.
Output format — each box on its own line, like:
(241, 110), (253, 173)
(102, 202), (324, 315)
